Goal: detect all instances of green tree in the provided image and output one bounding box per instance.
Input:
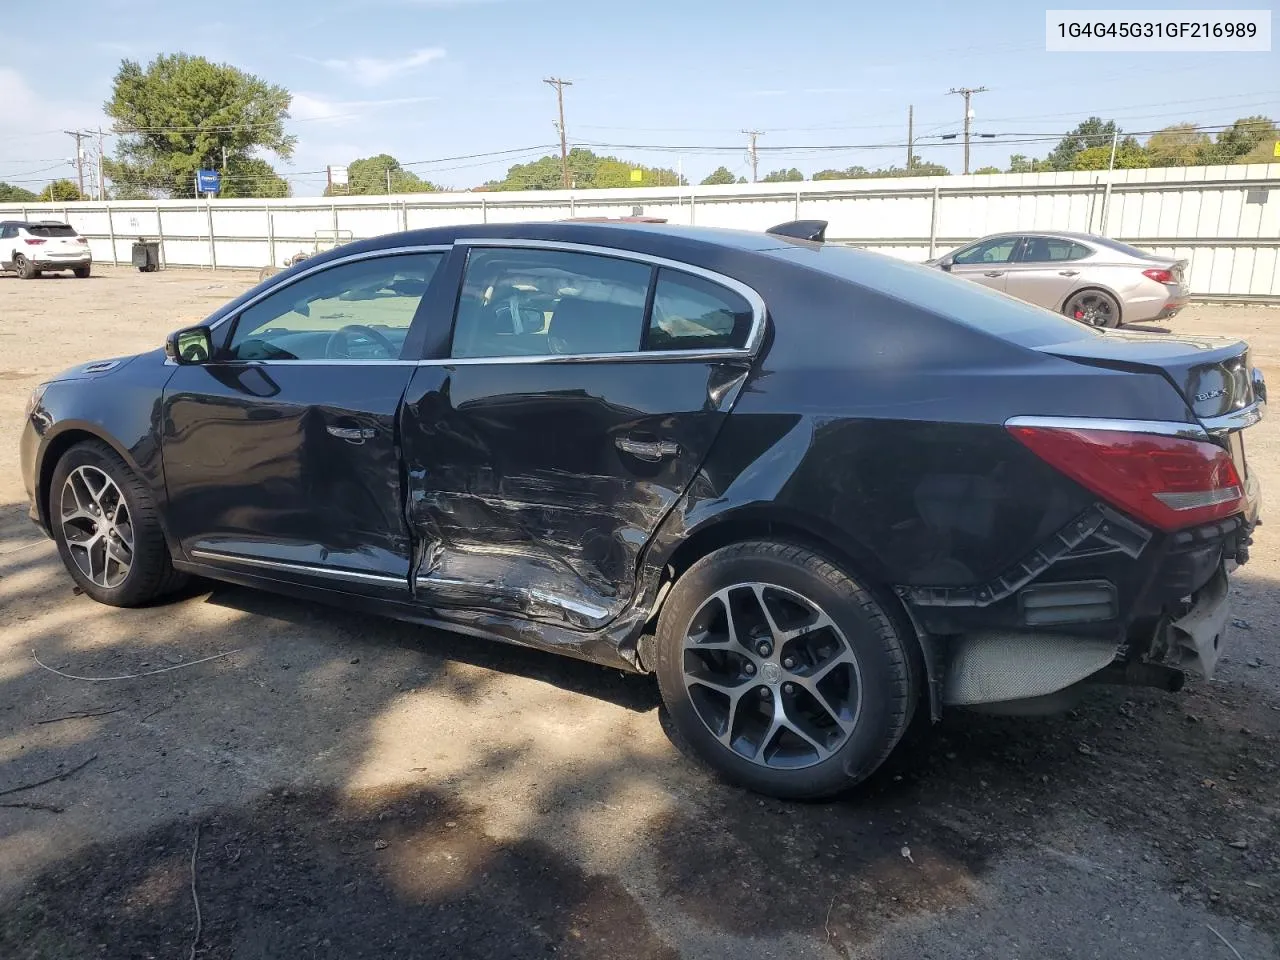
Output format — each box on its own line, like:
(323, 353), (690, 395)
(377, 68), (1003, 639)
(104, 53), (296, 199)
(972, 166), (1002, 175)
(813, 166), (869, 180)
(223, 157), (291, 198)
(37, 179), (86, 201)
(1046, 117), (1119, 171)
(700, 165), (738, 185)
(1071, 139), (1149, 170)
(0, 182), (38, 202)
(324, 154), (438, 196)
(1199, 115), (1279, 164)
(1007, 154), (1052, 173)
(484, 148), (681, 190)
(736, 176), (748, 183)
(1145, 124), (1210, 167)
(760, 168), (804, 183)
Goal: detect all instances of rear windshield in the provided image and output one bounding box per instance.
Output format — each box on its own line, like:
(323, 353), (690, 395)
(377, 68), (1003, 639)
(769, 243), (1096, 348)
(1087, 236), (1156, 259)
(25, 223), (77, 237)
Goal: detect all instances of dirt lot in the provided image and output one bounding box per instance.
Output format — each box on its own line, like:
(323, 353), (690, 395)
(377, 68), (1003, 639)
(1, 265), (1278, 960)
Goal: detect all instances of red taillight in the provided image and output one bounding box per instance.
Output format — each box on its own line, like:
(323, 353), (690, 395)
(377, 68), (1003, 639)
(1143, 268), (1175, 284)
(1008, 426), (1243, 532)
(23, 238), (46, 246)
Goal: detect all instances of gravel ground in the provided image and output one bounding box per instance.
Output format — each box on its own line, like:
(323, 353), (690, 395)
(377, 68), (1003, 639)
(1, 265), (1278, 960)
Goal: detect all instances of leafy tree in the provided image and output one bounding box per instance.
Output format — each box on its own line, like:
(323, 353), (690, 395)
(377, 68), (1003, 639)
(1046, 117), (1119, 171)
(700, 165), (738, 186)
(223, 157), (291, 198)
(1007, 154), (1052, 173)
(813, 160), (949, 180)
(760, 168), (804, 183)
(38, 179), (86, 201)
(972, 166), (1002, 175)
(104, 53), (296, 199)
(484, 148), (681, 190)
(0, 182), (38, 202)
(1145, 124), (1210, 167)
(736, 176), (748, 183)
(813, 166), (869, 180)
(1071, 140), (1149, 170)
(324, 154), (438, 196)
(1199, 115), (1279, 164)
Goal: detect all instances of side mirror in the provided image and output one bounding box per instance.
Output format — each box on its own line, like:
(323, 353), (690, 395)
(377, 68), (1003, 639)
(938, 256), (954, 272)
(166, 326), (213, 364)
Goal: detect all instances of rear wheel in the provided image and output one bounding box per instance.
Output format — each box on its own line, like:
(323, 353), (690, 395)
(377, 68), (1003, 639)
(14, 254), (35, 279)
(49, 441), (187, 606)
(655, 540), (914, 799)
(1065, 289), (1121, 328)
(74, 265), (91, 279)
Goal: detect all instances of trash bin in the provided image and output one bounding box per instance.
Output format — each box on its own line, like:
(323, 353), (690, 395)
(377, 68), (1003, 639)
(131, 238), (160, 273)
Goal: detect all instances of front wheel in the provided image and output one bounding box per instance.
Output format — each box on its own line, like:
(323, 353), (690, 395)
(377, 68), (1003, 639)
(655, 541), (915, 799)
(1065, 289), (1121, 328)
(49, 441), (187, 606)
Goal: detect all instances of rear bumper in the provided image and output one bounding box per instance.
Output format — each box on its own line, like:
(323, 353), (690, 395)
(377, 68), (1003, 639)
(1126, 286), (1188, 324)
(33, 255), (91, 268)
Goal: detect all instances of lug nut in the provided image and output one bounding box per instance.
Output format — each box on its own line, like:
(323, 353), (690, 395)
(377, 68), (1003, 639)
(743, 662), (756, 676)
(782, 657), (795, 669)
(759, 687), (771, 699)
(782, 682), (796, 696)
(756, 641), (772, 657)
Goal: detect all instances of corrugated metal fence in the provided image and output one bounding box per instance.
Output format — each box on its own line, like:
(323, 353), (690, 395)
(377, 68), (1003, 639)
(3, 163), (1278, 299)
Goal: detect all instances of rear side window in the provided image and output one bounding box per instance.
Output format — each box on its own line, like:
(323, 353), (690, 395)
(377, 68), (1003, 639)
(25, 224), (77, 238)
(450, 248), (652, 359)
(1020, 237), (1092, 262)
(647, 269), (754, 351)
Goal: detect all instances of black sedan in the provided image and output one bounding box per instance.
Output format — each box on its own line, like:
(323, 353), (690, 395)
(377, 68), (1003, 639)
(19, 219), (1265, 799)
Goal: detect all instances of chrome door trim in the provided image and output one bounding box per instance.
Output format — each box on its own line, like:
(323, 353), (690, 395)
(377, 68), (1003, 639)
(451, 237), (769, 359)
(1005, 415), (1210, 440)
(189, 548), (408, 587)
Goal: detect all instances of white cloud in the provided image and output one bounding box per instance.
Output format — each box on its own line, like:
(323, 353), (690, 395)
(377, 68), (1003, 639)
(291, 92), (438, 125)
(314, 48), (446, 87)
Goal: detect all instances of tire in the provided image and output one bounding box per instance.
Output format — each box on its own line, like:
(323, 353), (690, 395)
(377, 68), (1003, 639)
(14, 254), (34, 279)
(1064, 288), (1121, 328)
(74, 265), (91, 279)
(655, 540), (914, 799)
(49, 440), (187, 607)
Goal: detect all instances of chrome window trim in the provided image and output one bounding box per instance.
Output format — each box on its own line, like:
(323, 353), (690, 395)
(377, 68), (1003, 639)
(449, 237), (768, 363)
(1005, 415), (1209, 440)
(189, 548), (407, 587)
(1200, 402), (1264, 436)
(205, 244), (453, 335)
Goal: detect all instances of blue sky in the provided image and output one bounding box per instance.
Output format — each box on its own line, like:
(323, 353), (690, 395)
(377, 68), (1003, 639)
(1, 0), (1276, 196)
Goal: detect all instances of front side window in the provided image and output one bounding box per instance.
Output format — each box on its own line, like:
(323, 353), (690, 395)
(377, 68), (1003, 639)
(226, 252), (442, 361)
(647, 269), (754, 351)
(450, 248), (652, 359)
(952, 237), (1019, 265)
(1020, 237), (1092, 263)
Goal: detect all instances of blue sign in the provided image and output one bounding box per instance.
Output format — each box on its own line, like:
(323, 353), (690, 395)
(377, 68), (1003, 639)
(196, 169), (221, 194)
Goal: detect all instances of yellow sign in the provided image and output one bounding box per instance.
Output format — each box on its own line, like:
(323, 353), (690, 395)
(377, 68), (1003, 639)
(630, 169), (643, 182)
(1273, 140), (1280, 158)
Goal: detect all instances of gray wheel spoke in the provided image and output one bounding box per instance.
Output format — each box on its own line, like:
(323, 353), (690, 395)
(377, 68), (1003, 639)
(59, 465), (131, 589)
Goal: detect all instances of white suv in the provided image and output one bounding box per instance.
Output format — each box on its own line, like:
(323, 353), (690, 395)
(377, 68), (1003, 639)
(1, 220), (92, 279)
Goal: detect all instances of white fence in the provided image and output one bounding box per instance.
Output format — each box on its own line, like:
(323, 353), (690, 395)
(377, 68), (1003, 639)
(4, 164), (1278, 300)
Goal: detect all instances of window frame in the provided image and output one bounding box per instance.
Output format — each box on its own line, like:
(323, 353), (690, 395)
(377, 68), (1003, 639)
(439, 239), (767, 365)
(198, 245), (451, 366)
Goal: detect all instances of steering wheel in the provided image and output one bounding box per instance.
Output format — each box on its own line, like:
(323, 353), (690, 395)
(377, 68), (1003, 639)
(325, 324), (398, 360)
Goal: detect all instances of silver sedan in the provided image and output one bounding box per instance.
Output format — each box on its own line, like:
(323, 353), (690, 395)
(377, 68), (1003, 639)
(929, 231), (1189, 327)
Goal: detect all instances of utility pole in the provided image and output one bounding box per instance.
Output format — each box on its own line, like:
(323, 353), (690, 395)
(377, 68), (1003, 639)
(906, 105), (914, 171)
(387, 167), (393, 195)
(97, 128), (106, 200)
(742, 129), (763, 183)
(221, 146), (228, 173)
(947, 86), (987, 174)
(65, 130), (87, 198)
(544, 77), (573, 188)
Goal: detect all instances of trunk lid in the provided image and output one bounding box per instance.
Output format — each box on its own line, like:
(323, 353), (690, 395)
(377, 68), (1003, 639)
(1036, 330), (1259, 423)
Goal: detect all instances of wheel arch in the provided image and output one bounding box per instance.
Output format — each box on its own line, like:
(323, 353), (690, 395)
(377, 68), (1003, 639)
(652, 504), (938, 717)
(36, 423), (151, 534)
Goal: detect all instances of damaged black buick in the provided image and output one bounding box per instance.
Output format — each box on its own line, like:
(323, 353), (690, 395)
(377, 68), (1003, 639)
(19, 220), (1264, 798)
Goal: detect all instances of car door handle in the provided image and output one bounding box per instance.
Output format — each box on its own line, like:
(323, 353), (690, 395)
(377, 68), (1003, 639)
(326, 425), (377, 443)
(983, 270), (1005, 277)
(1058, 269), (1080, 277)
(615, 436), (680, 462)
